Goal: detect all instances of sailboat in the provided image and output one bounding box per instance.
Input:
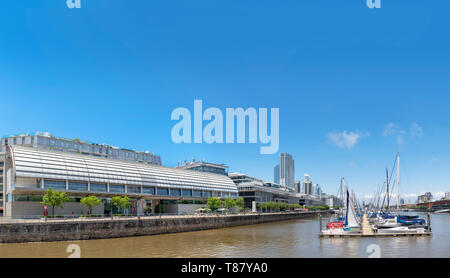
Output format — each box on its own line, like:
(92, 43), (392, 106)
(374, 152), (429, 233)
(322, 187), (361, 235)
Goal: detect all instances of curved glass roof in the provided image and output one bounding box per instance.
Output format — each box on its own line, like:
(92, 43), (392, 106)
(9, 146), (237, 193)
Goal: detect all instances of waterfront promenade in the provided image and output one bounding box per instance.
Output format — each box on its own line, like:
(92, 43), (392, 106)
(0, 211), (327, 243)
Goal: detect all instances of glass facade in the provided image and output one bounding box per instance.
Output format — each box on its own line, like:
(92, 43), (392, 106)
(170, 189), (181, 196)
(68, 182), (88, 191)
(44, 180), (66, 191)
(127, 186), (141, 194)
(142, 187), (155, 195)
(182, 189), (192, 197)
(202, 191), (212, 198)
(109, 185), (125, 193)
(192, 190), (202, 197)
(90, 183), (107, 192)
(157, 188), (168, 196)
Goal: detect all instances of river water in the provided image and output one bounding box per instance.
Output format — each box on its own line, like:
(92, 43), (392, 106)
(0, 213), (449, 258)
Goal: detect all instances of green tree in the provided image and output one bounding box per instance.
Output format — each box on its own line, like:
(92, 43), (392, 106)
(235, 197), (245, 212)
(80, 196), (101, 215)
(223, 197), (236, 210)
(40, 188), (69, 217)
(206, 197), (223, 212)
(112, 195), (131, 215)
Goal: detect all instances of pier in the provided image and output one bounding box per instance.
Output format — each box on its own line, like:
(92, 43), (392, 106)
(319, 214), (432, 238)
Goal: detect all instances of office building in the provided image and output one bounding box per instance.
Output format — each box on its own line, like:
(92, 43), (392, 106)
(277, 153), (295, 189)
(274, 164), (280, 184)
(3, 146), (238, 218)
(294, 181), (301, 193)
(303, 174), (313, 195)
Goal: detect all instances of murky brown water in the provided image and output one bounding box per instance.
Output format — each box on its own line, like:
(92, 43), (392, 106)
(1, 213), (449, 258)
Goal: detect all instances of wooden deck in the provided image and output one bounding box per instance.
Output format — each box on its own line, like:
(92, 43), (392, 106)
(362, 214), (374, 235)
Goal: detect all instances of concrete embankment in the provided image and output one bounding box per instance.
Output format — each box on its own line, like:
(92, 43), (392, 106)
(0, 211), (325, 243)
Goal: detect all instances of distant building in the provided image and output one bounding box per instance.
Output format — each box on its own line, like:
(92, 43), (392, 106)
(417, 192), (433, 204)
(274, 164), (280, 184)
(294, 181), (301, 193)
(446, 191), (450, 199)
(278, 153), (295, 189)
(303, 174), (313, 195)
(400, 198), (405, 205)
(177, 160), (228, 176)
(321, 194), (340, 208)
(231, 178), (299, 209)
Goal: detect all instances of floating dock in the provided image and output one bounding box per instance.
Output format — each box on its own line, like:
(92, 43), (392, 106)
(319, 214), (432, 238)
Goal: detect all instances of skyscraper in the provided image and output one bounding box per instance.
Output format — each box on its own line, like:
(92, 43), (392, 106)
(274, 164), (280, 184)
(304, 174), (312, 195)
(279, 153), (295, 189)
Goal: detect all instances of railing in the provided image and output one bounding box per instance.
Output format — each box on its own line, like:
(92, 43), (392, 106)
(0, 210), (324, 224)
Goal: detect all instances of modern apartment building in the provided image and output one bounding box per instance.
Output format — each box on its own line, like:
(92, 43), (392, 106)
(3, 146), (238, 218)
(1, 132), (161, 165)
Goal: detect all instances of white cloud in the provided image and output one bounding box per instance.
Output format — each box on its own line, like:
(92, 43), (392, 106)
(327, 131), (369, 149)
(410, 122), (423, 137)
(383, 122), (400, 136)
(382, 122), (423, 145)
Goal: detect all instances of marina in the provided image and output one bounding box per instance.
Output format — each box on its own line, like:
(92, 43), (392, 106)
(320, 152), (433, 238)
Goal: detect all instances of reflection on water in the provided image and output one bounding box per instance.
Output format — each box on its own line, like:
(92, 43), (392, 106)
(0, 213), (449, 258)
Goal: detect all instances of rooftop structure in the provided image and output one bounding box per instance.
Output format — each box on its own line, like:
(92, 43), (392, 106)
(1, 132), (161, 165)
(177, 159), (228, 175)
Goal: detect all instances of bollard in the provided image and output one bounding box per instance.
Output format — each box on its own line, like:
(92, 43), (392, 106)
(427, 213), (431, 232)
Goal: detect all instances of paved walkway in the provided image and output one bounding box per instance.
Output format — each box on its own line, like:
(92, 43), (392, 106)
(362, 214), (374, 235)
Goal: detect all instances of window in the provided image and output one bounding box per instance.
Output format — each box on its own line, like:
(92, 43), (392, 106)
(143, 187), (155, 195)
(68, 182), (88, 191)
(109, 185), (125, 193)
(202, 191), (212, 198)
(156, 188), (168, 196)
(192, 190), (202, 197)
(90, 183), (107, 192)
(127, 186), (141, 193)
(170, 189), (180, 196)
(182, 189), (192, 197)
(44, 180), (66, 191)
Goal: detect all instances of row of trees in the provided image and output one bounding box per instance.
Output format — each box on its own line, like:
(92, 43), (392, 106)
(40, 188), (131, 217)
(257, 202), (302, 212)
(206, 197), (245, 212)
(306, 205), (330, 211)
(257, 202), (330, 212)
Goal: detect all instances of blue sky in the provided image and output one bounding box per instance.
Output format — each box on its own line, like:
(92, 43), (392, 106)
(1, 1), (449, 201)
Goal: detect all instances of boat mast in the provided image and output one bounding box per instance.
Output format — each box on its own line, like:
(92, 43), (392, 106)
(386, 168), (390, 212)
(397, 151), (400, 212)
